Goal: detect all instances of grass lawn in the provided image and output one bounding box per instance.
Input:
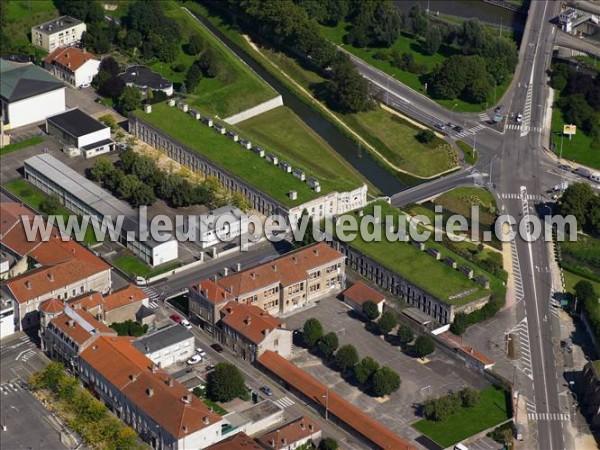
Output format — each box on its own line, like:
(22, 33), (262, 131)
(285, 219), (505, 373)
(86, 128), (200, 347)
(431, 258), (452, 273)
(4, 179), (99, 245)
(551, 93), (600, 170)
(341, 107), (455, 177)
(413, 387), (511, 448)
(101, 0), (134, 22)
(148, 2), (276, 119)
(136, 102), (343, 206)
(0, 136), (44, 155)
(342, 201), (505, 306)
(437, 187), (497, 215)
(560, 235), (600, 281)
(235, 106), (367, 193)
(456, 140), (478, 165)
(563, 269), (600, 294)
(321, 22), (511, 113)
(202, 398), (228, 416)
(3, 0), (57, 55)
(112, 254), (181, 278)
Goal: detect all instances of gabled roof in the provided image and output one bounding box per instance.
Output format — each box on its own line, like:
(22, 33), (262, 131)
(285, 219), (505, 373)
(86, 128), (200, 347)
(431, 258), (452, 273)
(343, 281), (386, 306)
(44, 47), (97, 73)
(190, 279), (234, 305)
(80, 336), (222, 439)
(220, 301), (284, 345)
(103, 284), (147, 311)
(49, 308), (115, 345)
(257, 416), (320, 449)
(215, 243), (344, 297)
(68, 291), (104, 312)
(0, 59), (64, 103)
(258, 351), (414, 450)
(206, 432), (262, 450)
(0, 203), (33, 238)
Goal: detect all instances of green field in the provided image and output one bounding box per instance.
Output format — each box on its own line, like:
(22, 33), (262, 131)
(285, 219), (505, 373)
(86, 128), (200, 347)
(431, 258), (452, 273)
(560, 235), (600, 280)
(320, 22), (511, 112)
(3, 0), (57, 55)
(342, 201), (505, 306)
(235, 106), (370, 193)
(0, 136), (44, 156)
(112, 254), (181, 278)
(413, 387), (511, 448)
(456, 140), (478, 165)
(551, 94), (600, 170)
(341, 108), (455, 177)
(101, 0), (134, 22)
(136, 103), (343, 206)
(148, 2), (276, 119)
(4, 179), (99, 245)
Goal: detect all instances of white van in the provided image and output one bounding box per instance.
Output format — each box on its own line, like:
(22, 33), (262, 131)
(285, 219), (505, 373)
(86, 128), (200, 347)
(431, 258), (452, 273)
(590, 172), (600, 183)
(455, 444), (469, 450)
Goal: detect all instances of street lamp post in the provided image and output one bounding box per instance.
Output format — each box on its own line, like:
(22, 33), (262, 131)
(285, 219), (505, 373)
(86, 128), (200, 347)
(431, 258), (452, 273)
(323, 389), (329, 421)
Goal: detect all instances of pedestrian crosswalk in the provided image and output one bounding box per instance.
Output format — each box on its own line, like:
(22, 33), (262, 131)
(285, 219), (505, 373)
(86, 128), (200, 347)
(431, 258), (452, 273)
(0, 381), (22, 394)
(273, 396), (295, 409)
(455, 124), (487, 138)
(499, 193), (545, 201)
(528, 412), (570, 422)
(506, 123), (542, 133)
(141, 287), (160, 308)
(478, 113), (489, 121)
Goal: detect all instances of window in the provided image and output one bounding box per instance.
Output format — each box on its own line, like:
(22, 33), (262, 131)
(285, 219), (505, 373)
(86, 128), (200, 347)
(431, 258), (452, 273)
(309, 283), (321, 293)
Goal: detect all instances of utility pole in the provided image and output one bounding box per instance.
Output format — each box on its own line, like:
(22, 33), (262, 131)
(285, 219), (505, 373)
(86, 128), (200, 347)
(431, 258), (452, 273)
(323, 389), (329, 421)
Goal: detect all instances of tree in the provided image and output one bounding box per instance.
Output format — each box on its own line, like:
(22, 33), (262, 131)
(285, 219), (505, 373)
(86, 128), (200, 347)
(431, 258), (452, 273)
(39, 194), (62, 215)
(408, 4), (428, 38)
(185, 63), (202, 93)
(354, 356), (379, 386)
(459, 386), (480, 407)
(199, 48), (220, 78)
(425, 25), (442, 55)
(458, 19), (487, 55)
(318, 332), (339, 358)
(329, 56), (372, 113)
(377, 311), (398, 335)
(130, 184), (156, 207)
(117, 174), (141, 200)
(98, 56), (120, 77)
(372, 366), (401, 396)
(557, 182), (596, 230)
(99, 75), (125, 99)
(574, 280), (597, 304)
(91, 157), (115, 181)
(125, 29), (143, 49)
(450, 312), (469, 336)
(120, 86), (142, 114)
(319, 437), (338, 450)
(335, 344), (359, 372)
(414, 335), (435, 357)
(397, 324), (414, 347)
(362, 300), (380, 321)
(416, 129), (435, 144)
(206, 363), (246, 402)
(98, 114), (118, 132)
(186, 33), (205, 55)
(303, 318), (324, 349)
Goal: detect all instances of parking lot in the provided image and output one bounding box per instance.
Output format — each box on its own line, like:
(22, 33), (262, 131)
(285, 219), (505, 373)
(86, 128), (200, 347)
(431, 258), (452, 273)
(283, 297), (491, 444)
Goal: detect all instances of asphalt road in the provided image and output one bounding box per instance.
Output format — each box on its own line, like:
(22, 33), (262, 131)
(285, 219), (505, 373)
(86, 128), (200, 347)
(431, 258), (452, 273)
(349, 1), (572, 448)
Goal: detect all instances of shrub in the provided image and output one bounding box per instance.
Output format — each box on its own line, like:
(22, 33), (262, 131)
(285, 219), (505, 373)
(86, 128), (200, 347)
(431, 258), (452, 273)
(173, 63), (187, 73)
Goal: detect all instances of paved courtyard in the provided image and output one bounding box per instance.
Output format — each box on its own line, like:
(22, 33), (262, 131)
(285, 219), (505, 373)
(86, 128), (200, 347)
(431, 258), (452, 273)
(284, 297), (491, 445)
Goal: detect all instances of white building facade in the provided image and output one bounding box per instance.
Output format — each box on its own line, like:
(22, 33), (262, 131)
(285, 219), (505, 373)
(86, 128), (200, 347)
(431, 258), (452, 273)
(31, 16), (87, 52)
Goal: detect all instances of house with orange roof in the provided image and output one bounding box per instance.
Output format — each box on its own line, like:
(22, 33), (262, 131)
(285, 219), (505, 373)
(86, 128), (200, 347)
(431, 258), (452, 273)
(256, 416), (321, 450)
(79, 336), (225, 449)
(190, 243), (346, 328)
(102, 284), (149, 324)
(206, 432), (262, 450)
(217, 301), (291, 362)
(44, 47), (100, 88)
(342, 281), (386, 316)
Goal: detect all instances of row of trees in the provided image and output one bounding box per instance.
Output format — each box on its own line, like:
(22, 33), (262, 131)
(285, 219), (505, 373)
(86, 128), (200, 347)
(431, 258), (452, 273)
(361, 302), (435, 357)
(429, 20), (517, 104)
(450, 292), (505, 336)
(29, 363), (142, 449)
(556, 183), (600, 235)
(423, 386), (481, 422)
(550, 63), (600, 143)
(218, 0), (372, 113)
(574, 280), (599, 341)
(302, 318), (401, 397)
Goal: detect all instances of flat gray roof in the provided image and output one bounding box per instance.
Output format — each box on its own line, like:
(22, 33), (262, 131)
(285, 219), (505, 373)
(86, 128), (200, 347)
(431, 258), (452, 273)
(133, 324), (194, 353)
(33, 16), (84, 34)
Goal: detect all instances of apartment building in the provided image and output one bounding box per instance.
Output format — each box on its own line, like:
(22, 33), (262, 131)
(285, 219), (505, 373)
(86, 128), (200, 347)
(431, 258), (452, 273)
(217, 301), (292, 362)
(189, 243), (345, 329)
(31, 16), (86, 52)
(256, 416), (321, 450)
(44, 47), (100, 88)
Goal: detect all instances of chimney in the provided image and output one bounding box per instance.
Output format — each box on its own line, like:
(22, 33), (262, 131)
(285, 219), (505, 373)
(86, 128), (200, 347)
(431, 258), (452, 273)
(300, 421), (305, 430)
(313, 249), (319, 256)
(182, 425), (188, 434)
(151, 363), (159, 373)
(269, 439), (275, 447)
(166, 377), (174, 387)
(48, 273), (54, 282)
(469, 348), (474, 354)
(92, 344), (98, 351)
(281, 438), (287, 446)
(308, 423), (314, 432)
(25, 281), (31, 289)
(67, 319), (75, 328)
(182, 394), (192, 404)
(251, 273), (257, 280)
(82, 48), (86, 54)
(244, 316), (251, 326)
(129, 374), (137, 382)
(203, 416), (210, 425)
(292, 257), (297, 264)
(146, 388), (154, 397)
(272, 264), (277, 272)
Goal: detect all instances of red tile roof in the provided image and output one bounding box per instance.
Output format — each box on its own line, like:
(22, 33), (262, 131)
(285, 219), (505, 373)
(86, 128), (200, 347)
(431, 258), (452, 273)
(0, 203), (33, 237)
(257, 416), (321, 449)
(258, 351), (414, 450)
(213, 243), (344, 297)
(44, 47), (98, 73)
(220, 301), (284, 345)
(39, 298), (65, 314)
(343, 281), (386, 306)
(103, 284), (147, 311)
(68, 292), (104, 312)
(49, 309), (115, 345)
(206, 432), (262, 450)
(190, 279), (234, 305)
(80, 336), (221, 439)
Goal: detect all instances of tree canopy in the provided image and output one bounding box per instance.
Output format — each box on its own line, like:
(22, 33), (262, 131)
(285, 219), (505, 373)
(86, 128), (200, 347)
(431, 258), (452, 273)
(335, 344), (359, 372)
(303, 318), (324, 349)
(206, 363), (246, 402)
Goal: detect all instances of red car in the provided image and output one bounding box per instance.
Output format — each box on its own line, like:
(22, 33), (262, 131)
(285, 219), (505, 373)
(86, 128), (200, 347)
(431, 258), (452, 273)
(170, 314), (182, 323)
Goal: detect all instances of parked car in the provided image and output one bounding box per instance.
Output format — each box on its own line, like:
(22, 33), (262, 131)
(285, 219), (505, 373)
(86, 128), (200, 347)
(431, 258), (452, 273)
(170, 314), (182, 323)
(516, 113), (523, 123)
(196, 348), (207, 357)
(79, 83), (90, 89)
(590, 172), (600, 183)
(181, 319), (192, 330)
(574, 167), (592, 178)
(260, 386), (273, 396)
(211, 343), (224, 353)
(187, 355), (202, 365)
(558, 164), (572, 172)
